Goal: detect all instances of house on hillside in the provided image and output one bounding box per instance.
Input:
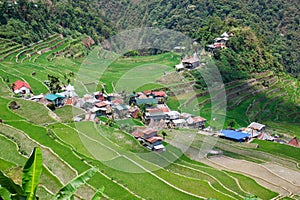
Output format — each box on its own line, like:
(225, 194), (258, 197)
(257, 132), (274, 141)
(145, 105), (170, 122)
(129, 106), (140, 119)
(219, 130), (251, 142)
(187, 116), (206, 129)
(182, 56), (199, 69)
(151, 91), (167, 103)
(132, 127), (165, 152)
(288, 137), (300, 148)
(135, 98), (158, 106)
(114, 104), (129, 118)
(132, 127), (158, 139)
(172, 119), (186, 128)
(57, 84), (77, 98)
(144, 136), (165, 152)
(45, 94), (65, 107)
(90, 106), (105, 116)
(207, 32), (231, 52)
(248, 122), (266, 132)
(245, 122), (266, 137)
(12, 80), (32, 95)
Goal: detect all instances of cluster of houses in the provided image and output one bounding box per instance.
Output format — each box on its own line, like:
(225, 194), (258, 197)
(219, 122), (268, 142)
(219, 122), (300, 148)
(207, 32), (233, 52)
(11, 80), (299, 151)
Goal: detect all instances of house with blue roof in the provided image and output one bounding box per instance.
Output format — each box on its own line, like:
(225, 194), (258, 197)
(45, 94), (65, 107)
(220, 130), (251, 142)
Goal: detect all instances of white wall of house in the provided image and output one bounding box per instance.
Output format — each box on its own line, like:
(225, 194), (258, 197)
(14, 87), (31, 94)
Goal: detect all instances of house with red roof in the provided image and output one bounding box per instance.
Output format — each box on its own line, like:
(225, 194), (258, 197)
(132, 127), (158, 139)
(187, 116), (206, 128)
(151, 91), (167, 103)
(132, 127), (165, 152)
(12, 80), (32, 94)
(288, 137), (300, 148)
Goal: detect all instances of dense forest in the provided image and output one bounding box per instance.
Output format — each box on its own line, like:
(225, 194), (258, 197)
(0, 0), (299, 80)
(0, 0), (115, 44)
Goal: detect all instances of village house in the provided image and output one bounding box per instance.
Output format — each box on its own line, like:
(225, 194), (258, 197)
(12, 80), (32, 95)
(129, 106), (140, 119)
(181, 56), (199, 69)
(131, 127), (165, 152)
(172, 118), (187, 128)
(207, 32), (231, 52)
(187, 116), (206, 129)
(29, 94), (44, 102)
(242, 122), (266, 137)
(219, 130), (251, 142)
(166, 111), (180, 120)
(57, 84), (77, 98)
(145, 105), (170, 122)
(113, 104), (129, 118)
(150, 91), (167, 103)
(135, 98), (158, 106)
(288, 137), (300, 148)
(45, 93), (65, 107)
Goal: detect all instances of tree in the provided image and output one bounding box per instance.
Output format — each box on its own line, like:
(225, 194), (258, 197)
(161, 130), (167, 140)
(228, 119), (236, 129)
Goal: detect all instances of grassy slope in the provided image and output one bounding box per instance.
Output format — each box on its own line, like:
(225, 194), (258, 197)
(0, 38), (295, 199)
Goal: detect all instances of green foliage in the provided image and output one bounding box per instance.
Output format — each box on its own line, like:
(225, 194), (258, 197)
(0, 147), (42, 200)
(0, 0), (115, 44)
(53, 167), (98, 200)
(97, 0), (299, 77)
(22, 147), (43, 200)
(0, 170), (25, 198)
(91, 186), (105, 200)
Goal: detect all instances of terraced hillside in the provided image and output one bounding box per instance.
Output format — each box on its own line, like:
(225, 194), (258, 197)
(178, 69), (300, 136)
(0, 37), (299, 199)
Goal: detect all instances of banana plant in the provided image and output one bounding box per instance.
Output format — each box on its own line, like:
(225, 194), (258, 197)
(0, 147), (104, 200)
(91, 187), (105, 200)
(0, 147), (42, 200)
(53, 167), (99, 200)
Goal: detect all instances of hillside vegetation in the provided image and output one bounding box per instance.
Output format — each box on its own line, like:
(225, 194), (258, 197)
(0, 36), (291, 199)
(98, 0), (300, 78)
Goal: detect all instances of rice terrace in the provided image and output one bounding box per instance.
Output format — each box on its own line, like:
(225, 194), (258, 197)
(1, 0), (300, 198)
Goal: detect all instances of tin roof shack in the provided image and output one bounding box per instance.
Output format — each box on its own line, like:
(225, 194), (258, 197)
(132, 127), (158, 139)
(182, 57), (199, 69)
(136, 98), (158, 106)
(114, 104), (129, 119)
(145, 105), (170, 122)
(187, 116), (206, 129)
(245, 122), (266, 137)
(151, 91), (167, 104)
(172, 119), (186, 128)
